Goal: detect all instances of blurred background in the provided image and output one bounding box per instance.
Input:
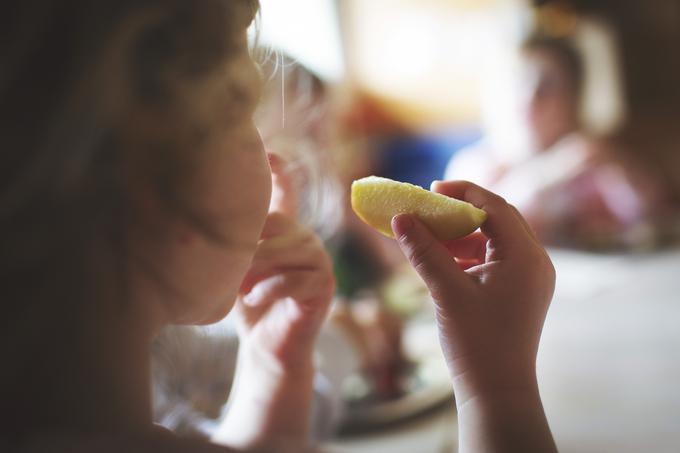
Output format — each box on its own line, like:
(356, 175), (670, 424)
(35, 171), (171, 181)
(155, 1), (680, 452)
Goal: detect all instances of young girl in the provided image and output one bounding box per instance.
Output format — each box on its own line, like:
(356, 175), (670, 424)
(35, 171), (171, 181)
(1, 1), (557, 452)
(448, 32), (672, 250)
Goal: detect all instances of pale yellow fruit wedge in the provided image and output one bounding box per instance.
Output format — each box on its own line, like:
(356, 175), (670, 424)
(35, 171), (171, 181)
(351, 176), (487, 241)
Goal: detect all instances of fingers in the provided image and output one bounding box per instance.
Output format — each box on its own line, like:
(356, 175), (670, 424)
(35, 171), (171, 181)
(268, 153), (300, 217)
(242, 211), (333, 295)
(431, 180), (534, 255)
(444, 231), (488, 261)
(508, 204), (541, 245)
(247, 234), (321, 275)
(240, 269), (334, 312)
(392, 214), (472, 301)
(455, 258), (482, 271)
(241, 232), (327, 293)
(445, 232), (488, 270)
(430, 180), (469, 200)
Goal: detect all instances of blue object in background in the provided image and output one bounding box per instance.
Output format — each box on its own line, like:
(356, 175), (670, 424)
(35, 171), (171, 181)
(377, 129), (481, 189)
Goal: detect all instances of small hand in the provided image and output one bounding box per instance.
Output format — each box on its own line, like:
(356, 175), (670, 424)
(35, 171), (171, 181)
(391, 180), (556, 402)
(216, 155), (334, 450)
(392, 180), (557, 453)
(235, 154), (335, 372)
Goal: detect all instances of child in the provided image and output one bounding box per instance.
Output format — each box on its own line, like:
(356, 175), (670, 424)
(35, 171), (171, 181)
(448, 32), (669, 250)
(0, 1), (557, 452)
(446, 33), (585, 191)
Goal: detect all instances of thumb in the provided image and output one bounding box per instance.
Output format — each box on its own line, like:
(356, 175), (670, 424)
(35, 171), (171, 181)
(392, 214), (471, 301)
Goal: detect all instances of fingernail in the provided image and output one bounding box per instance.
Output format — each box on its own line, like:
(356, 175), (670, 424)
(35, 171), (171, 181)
(430, 180), (442, 191)
(392, 214), (414, 237)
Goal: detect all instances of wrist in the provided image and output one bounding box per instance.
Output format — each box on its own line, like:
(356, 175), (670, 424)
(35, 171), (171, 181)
(216, 349), (316, 450)
(455, 382), (557, 453)
(238, 340), (316, 380)
(455, 380), (541, 412)
(449, 358), (539, 410)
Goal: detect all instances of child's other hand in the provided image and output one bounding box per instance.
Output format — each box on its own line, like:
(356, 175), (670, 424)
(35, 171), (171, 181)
(391, 181), (556, 405)
(217, 155), (333, 450)
(235, 154), (334, 373)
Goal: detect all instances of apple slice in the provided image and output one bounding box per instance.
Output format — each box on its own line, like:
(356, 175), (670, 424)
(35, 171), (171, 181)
(351, 176), (487, 241)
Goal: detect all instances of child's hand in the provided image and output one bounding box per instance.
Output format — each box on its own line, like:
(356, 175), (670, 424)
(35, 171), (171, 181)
(392, 181), (557, 452)
(391, 180), (555, 405)
(235, 154), (334, 372)
(235, 213), (334, 371)
(215, 155), (333, 451)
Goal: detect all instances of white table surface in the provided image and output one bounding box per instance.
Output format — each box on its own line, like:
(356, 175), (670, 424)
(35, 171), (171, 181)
(324, 248), (680, 452)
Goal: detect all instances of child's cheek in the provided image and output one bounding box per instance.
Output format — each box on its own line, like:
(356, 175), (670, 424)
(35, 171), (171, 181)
(192, 246), (255, 325)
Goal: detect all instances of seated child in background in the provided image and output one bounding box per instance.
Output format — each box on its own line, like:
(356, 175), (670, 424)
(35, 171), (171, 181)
(447, 33), (671, 250)
(1, 1), (557, 452)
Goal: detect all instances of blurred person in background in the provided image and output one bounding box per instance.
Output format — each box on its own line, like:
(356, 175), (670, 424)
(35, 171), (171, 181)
(447, 31), (673, 250)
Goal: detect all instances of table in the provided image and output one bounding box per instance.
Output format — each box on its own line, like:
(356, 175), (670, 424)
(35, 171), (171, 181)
(323, 248), (680, 452)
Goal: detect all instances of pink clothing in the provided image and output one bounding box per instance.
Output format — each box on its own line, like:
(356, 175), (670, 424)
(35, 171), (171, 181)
(447, 135), (669, 249)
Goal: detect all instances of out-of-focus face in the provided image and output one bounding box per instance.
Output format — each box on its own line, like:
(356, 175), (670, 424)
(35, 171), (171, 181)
(177, 122), (271, 326)
(142, 32), (272, 326)
(520, 49), (579, 152)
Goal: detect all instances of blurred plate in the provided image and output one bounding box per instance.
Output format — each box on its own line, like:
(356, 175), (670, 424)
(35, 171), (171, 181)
(338, 320), (453, 433)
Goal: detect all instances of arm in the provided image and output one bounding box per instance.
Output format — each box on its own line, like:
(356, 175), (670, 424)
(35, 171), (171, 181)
(215, 342), (316, 451)
(391, 180), (557, 453)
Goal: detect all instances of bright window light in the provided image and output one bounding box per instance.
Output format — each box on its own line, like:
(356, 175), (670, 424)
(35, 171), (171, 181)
(257, 0), (345, 81)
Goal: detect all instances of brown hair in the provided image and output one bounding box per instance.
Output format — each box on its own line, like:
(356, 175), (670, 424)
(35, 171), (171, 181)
(0, 0), (259, 317)
(522, 33), (585, 98)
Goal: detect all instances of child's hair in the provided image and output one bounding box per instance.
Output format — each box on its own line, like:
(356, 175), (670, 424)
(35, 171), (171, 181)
(0, 0), (258, 317)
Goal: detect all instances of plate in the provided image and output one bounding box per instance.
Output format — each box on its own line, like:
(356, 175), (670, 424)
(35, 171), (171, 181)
(338, 320), (453, 433)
